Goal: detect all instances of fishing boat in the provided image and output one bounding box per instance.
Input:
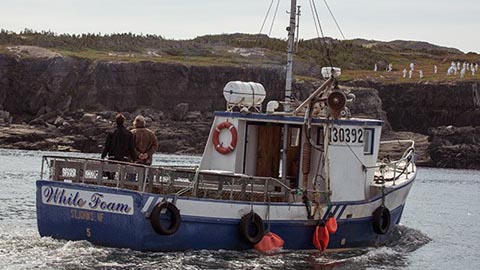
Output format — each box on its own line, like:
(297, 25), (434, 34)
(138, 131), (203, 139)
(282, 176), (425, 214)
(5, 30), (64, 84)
(36, 1), (416, 252)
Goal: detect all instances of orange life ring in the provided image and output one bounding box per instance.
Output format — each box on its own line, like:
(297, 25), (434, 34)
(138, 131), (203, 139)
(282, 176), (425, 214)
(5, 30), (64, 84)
(212, 121), (238, 154)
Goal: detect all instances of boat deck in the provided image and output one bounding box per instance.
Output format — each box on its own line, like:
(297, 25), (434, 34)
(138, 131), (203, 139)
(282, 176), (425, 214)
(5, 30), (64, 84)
(372, 160), (416, 188)
(42, 156), (292, 203)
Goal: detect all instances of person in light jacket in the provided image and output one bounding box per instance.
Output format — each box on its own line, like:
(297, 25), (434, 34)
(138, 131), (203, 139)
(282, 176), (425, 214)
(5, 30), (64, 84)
(132, 115), (158, 165)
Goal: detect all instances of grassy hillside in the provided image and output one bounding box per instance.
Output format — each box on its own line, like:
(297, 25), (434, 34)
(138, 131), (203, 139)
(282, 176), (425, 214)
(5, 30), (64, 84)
(1, 29), (479, 83)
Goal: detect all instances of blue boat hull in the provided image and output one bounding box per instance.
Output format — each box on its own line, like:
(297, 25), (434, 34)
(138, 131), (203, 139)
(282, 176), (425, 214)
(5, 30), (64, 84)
(36, 180), (410, 251)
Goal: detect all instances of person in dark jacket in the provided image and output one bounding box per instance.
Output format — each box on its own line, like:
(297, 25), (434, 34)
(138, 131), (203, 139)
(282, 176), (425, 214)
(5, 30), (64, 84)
(101, 113), (136, 162)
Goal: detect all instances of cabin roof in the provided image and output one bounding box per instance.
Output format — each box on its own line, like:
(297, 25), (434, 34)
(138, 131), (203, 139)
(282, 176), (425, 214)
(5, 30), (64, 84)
(214, 112), (384, 126)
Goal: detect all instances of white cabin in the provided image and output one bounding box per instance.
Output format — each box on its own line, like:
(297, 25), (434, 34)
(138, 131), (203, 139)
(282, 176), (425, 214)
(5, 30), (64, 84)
(200, 111), (383, 203)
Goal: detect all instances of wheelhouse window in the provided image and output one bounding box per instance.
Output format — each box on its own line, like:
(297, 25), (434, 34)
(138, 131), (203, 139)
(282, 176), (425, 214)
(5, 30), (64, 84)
(316, 127), (325, 146)
(363, 128), (374, 155)
(290, 127), (301, 147)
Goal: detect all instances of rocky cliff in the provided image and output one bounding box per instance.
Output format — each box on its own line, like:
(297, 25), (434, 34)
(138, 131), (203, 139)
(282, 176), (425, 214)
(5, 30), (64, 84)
(0, 53), (393, 155)
(0, 54), (287, 118)
(347, 80), (480, 169)
(1, 53), (477, 169)
(368, 81), (480, 133)
(0, 53), (288, 154)
(428, 126), (480, 170)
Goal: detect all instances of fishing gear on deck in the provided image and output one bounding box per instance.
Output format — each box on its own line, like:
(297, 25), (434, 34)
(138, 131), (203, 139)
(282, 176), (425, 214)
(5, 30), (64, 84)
(302, 191), (314, 220)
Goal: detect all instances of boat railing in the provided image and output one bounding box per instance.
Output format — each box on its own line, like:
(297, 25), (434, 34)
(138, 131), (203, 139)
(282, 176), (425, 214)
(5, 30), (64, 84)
(376, 140), (416, 186)
(41, 156), (294, 203)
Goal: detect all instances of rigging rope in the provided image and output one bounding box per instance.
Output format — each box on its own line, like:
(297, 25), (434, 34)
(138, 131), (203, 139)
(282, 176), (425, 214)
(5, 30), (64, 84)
(257, 0), (275, 37)
(308, 0), (321, 41)
(253, 0), (280, 68)
(323, 0), (346, 39)
(343, 141), (367, 169)
(309, 0), (334, 68)
(268, 0), (281, 37)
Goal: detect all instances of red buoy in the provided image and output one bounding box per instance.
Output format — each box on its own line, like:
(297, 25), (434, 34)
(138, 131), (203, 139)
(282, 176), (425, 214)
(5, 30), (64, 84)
(313, 224), (330, 251)
(254, 232), (284, 252)
(325, 215), (338, 234)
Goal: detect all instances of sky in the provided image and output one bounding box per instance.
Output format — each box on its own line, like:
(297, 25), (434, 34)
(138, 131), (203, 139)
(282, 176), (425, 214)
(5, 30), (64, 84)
(1, 0), (479, 53)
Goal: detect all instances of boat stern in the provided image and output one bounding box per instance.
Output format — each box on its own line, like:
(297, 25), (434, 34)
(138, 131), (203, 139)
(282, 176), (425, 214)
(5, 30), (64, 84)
(36, 180), (147, 249)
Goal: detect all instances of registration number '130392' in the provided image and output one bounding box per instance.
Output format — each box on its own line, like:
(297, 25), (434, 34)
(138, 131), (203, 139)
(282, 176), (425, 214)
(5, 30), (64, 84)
(330, 126), (364, 144)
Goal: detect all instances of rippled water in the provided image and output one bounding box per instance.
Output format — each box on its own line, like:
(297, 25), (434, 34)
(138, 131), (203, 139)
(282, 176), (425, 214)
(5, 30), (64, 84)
(0, 149), (479, 269)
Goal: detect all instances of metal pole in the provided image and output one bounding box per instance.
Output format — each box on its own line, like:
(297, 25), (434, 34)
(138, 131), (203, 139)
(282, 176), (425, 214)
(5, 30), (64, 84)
(282, 0), (297, 189)
(323, 124), (331, 195)
(282, 124), (289, 185)
(284, 0), (297, 112)
(295, 5), (301, 53)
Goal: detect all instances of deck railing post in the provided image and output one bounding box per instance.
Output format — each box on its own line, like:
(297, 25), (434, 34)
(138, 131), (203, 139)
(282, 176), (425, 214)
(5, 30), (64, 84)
(263, 179), (269, 202)
(144, 167), (148, 192)
(240, 177), (247, 200)
(192, 173), (200, 197)
(217, 176), (224, 199)
(117, 164), (122, 188)
(229, 177), (234, 200)
(96, 161), (103, 185)
(40, 156), (46, 180)
(82, 162), (87, 183)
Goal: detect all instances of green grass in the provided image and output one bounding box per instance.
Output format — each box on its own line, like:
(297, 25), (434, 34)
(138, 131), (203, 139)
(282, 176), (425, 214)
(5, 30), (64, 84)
(0, 45), (13, 55)
(341, 51), (480, 84)
(342, 69), (480, 84)
(55, 49), (262, 67)
(2, 42), (479, 83)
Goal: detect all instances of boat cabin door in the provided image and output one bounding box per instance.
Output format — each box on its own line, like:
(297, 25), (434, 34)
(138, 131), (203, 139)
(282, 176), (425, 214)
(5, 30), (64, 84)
(244, 123), (301, 188)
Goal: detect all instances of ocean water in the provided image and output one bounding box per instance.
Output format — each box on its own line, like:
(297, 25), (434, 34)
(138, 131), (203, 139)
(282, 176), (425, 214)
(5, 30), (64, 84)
(0, 149), (479, 270)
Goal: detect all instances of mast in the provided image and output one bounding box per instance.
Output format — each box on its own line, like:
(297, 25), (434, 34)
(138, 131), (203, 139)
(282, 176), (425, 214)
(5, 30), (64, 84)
(282, 0), (297, 186)
(284, 0), (297, 112)
(295, 5), (301, 53)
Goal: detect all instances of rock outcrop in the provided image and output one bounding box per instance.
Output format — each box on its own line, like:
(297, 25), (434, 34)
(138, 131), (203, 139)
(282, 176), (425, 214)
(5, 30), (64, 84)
(1, 53), (478, 169)
(0, 53), (286, 154)
(428, 126), (480, 170)
(0, 54), (286, 119)
(348, 80), (480, 133)
(0, 53), (392, 155)
(347, 80), (480, 168)
(344, 86), (391, 131)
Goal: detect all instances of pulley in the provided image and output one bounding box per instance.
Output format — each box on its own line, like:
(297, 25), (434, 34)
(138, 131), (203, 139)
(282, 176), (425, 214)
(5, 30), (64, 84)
(326, 91), (347, 119)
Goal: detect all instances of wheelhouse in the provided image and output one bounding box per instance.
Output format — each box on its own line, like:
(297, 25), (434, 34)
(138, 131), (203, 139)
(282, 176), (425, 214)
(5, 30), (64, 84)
(200, 111), (385, 203)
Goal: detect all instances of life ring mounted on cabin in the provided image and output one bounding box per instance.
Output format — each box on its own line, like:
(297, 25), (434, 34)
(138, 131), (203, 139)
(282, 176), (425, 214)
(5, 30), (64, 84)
(212, 121), (238, 155)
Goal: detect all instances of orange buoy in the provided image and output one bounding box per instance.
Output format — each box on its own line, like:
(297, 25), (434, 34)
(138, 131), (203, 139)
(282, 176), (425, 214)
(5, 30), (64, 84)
(313, 226), (321, 250)
(313, 224), (330, 252)
(212, 121), (238, 154)
(325, 214), (338, 234)
(254, 232), (284, 252)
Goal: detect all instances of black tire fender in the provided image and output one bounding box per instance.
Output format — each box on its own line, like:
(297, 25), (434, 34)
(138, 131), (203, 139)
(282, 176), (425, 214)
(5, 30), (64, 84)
(150, 202), (181, 235)
(239, 212), (265, 244)
(372, 206), (391, 235)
